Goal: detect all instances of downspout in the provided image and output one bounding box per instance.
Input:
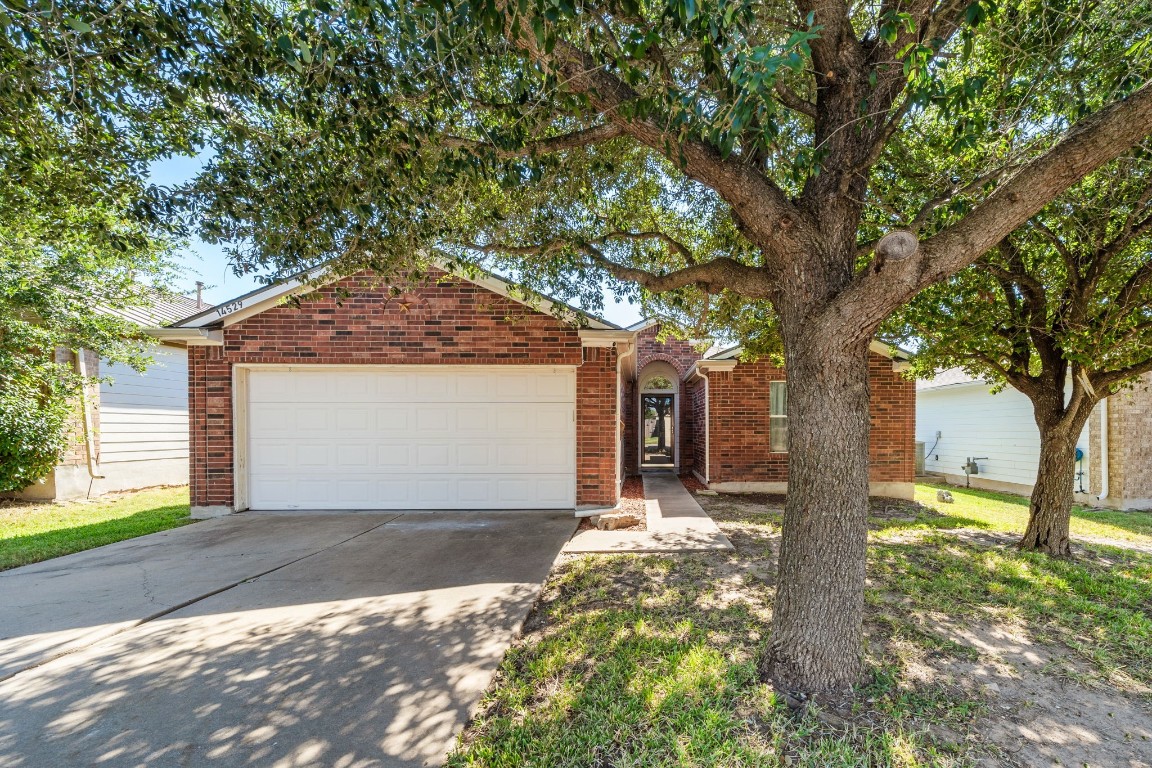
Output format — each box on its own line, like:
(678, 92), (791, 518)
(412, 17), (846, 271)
(687, 364), (710, 485)
(74, 350), (104, 488)
(702, 375), (710, 484)
(1097, 397), (1109, 503)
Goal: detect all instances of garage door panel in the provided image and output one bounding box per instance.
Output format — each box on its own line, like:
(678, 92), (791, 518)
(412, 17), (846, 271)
(415, 407), (451, 432)
(247, 368), (576, 510)
(295, 444), (332, 467)
(336, 444), (373, 467)
(335, 408), (374, 432)
(376, 444), (411, 467)
(250, 405), (294, 433)
(248, 471), (576, 510)
(334, 373), (374, 399)
(250, 442), (292, 469)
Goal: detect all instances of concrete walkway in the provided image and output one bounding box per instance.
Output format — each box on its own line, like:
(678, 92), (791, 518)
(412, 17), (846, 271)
(564, 474), (733, 553)
(0, 510), (576, 768)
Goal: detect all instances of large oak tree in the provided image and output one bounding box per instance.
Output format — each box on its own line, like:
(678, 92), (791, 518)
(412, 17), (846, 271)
(178, 0), (1152, 692)
(19, 0), (1149, 690)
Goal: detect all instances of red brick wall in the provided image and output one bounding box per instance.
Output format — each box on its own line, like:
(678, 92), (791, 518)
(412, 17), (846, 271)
(704, 352), (915, 485)
(188, 270), (617, 509)
(577, 345), (619, 507)
(689, 378), (707, 479)
(621, 378), (637, 475)
(867, 352), (917, 484)
(189, 346), (233, 507)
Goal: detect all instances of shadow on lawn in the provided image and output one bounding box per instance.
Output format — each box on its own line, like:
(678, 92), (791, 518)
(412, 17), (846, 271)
(0, 504), (192, 571)
(869, 533), (1152, 686)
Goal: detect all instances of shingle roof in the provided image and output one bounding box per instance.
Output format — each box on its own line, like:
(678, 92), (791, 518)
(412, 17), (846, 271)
(916, 367), (983, 391)
(103, 289), (209, 327)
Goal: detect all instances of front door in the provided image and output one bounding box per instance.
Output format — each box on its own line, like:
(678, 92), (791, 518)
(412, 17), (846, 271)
(641, 394), (675, 468)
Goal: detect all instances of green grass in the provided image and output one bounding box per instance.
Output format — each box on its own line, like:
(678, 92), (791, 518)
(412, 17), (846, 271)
(451, 552), (980, 767)
(452, 483), (1152, 765)
(0, 486), (192, 571)
(870, 534), (1152, 684)
(873, 483), (1152, 543)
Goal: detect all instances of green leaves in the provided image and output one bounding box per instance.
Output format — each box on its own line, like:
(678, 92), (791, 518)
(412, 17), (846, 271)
(889, 152), (1152, 406)
(64, 16), (92, 34)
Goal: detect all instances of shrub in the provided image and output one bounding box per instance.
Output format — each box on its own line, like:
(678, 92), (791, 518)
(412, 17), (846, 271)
(0, 386), (71, 493)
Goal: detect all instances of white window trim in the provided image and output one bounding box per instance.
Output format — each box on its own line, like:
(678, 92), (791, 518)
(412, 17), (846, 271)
(769, 380), (788, 454)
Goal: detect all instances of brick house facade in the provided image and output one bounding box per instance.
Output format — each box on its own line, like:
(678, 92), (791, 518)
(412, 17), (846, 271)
(185, 271), (620, 514)
(623, 327), (915, 496)
(161, 266), (915, 517)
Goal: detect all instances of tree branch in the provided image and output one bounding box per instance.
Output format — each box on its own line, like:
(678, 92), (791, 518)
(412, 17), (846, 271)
(1112, 255), (1152, 316)
(908, 163), (1015, 234)
(441, 122), (625, 158)
(841, 82), (1152, 332)
(466, 236), (774, 296)
(600, 230), (697, 264)
(498, 14), (804, 256)
(583, 247), (774, 296)
(1095, 346), (1152, 393)
(774, 80), (817, 119)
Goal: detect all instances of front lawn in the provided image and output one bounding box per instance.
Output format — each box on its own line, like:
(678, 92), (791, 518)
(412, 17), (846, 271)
(0, 486), (192, 571)
(450, 484), (1152, 766)
(908, 482), (1152, 543)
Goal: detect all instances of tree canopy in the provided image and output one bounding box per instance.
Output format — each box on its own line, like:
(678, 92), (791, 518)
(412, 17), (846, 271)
(0, 6), (187, 491)
(889, 148), (1152, 554)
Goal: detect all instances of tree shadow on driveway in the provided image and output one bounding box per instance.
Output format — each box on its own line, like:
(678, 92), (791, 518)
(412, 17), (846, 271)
(0, 510), (576, 768)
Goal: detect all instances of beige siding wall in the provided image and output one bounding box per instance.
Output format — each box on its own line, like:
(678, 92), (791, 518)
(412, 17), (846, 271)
(98, 344), (189, 466)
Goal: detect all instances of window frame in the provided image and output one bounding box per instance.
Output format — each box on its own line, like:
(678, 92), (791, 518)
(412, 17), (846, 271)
(769, 380), (788, 453)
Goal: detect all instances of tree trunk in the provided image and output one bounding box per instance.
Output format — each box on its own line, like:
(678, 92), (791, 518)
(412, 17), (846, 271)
(1018, 414), (1088, 556)
(763, 332), (872, 692)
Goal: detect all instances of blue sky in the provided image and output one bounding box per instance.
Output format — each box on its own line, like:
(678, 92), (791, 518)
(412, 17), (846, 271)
(148, 155), (643, 326)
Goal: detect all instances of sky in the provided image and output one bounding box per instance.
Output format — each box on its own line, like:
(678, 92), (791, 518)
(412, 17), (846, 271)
(148, 155), (644, 327)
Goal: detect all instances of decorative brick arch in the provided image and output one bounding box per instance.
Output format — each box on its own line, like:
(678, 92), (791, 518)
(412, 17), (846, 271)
(637, 352), (690, 380)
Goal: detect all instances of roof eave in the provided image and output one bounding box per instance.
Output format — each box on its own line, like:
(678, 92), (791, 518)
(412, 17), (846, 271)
(145, 328), (225, 346)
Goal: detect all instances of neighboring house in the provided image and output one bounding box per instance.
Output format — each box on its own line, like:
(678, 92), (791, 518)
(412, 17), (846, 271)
(149, 265), (915, 518)
(18, 293), (206, 501)
(917, 368), (1152, 510)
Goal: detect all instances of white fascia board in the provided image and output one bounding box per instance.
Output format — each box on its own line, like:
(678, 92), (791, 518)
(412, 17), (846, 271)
(916, 378), (989, 393)
(145, 328), (224, 346)
(703, 341), (909, 369)
(687, 359), (738, 381)
(173, 273), (320, 328)
(578, 329), (635, 347)
(868, 340), (912, 361)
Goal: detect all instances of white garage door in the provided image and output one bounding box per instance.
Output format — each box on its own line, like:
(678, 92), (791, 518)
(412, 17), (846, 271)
(246, 367), (576, 510)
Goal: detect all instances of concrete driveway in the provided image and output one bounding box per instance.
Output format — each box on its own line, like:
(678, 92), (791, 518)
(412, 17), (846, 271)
(0, 510), (576, 767)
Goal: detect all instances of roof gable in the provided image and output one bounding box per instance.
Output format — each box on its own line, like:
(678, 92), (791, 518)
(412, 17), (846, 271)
(170, 260), (618, 331)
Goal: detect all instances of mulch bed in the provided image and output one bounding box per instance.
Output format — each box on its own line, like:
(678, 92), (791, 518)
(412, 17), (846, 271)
(576, 475), (647, 531)
(679, 474), (706, 493)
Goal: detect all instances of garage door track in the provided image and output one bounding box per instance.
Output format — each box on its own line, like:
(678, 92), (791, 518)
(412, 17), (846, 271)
(0, 510), (575, 767)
